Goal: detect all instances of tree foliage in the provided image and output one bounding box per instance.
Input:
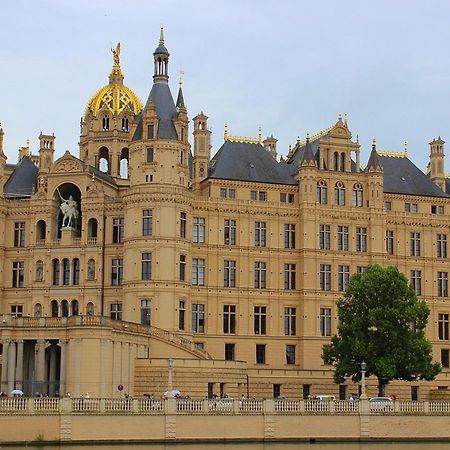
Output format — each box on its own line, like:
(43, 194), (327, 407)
(323, 264), (441, 396)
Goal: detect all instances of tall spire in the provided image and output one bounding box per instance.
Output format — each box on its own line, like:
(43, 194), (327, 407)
(176, 69), (185, 108)
(365, 138), (382, 172)
(153, 28), (170, 82)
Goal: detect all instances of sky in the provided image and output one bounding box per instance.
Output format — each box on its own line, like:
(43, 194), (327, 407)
(1, 0), (450, 171)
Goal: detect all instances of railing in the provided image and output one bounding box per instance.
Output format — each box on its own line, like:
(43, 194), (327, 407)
(2, 398), (450, 416)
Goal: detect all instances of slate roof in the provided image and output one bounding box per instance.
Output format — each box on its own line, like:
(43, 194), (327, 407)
(366, 147), (382, 172)
(209, 141), (296, 185)
(133, 82), (178, 141)
(3, 156), (38, 196)
(379, 156), (449, 198)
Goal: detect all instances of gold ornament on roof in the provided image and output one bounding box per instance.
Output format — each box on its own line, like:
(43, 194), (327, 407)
(224, 126), (262, 144)
(84, 44), (143, 119)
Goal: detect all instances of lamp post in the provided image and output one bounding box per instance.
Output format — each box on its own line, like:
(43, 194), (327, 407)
(360, 361), (367, 400)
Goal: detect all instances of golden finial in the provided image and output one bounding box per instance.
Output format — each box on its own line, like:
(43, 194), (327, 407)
(111, 43), (121, 68)
(160, 26), (165, 45)
(224, 123), (228, 141)
(258, 127), (262, 144)
(179, 69), (184, 88)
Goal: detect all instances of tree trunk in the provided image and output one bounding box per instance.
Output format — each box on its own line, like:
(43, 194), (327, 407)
(377, 378), (387, 397)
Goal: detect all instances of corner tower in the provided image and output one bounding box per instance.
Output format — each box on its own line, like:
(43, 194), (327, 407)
(429, 137), (446, 191)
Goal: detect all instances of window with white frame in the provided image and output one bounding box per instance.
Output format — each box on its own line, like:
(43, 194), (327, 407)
(192, 258), (205, 286)
(193, 217), (206, 243)
(320, 307), (332, 336)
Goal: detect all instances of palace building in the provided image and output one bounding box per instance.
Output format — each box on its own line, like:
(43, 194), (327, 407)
(1, 30), (450, 400)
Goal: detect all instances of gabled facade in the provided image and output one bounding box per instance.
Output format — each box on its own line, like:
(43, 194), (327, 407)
(1, 32), (450, 401)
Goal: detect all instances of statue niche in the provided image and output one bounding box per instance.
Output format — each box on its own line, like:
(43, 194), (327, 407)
(55, 183), (82, 237)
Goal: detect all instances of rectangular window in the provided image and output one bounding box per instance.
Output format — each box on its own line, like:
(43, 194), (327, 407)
(111, 258), (124, 285)
(192, 303), (205, 333)
(225, 343), (235, 361)
(14, 221), (25, 247)
(410, 270), (422, 296)
(280, 193), (286, 203)
(385, 201), (392, 211)
(284, 307), (296, 336)
(254, 306), (267, 335)
(224, 260), (236, 287)
(193, 217), (206, 243)
(357, 266), (367, 274)
(337, 225), (349, 251)
(284, 263), (296, 290)
(286, 344), (296, 365)
(251, 191), (266, 201)
(320, 307), (332, 337)
(319, 224), (331, 250)
(410, 232), (421, 257)
(405, 202), (418, 213)
(338, 265), (350, 292)
(11, 305), (23, 318)
(438, 313), (449, 340)
(192, 258), (205, 286)
(146, 147), (154, 162)
(224, 219), (236, 245)
(356, 227), (367, 252)
(180, 212), (187, 238)
(220, 188), (227, 199)
(147, 124), (154, 139)
(320, 264), (332, 291)
(254, 261), (267, 289)
(386, 230), (394, 255)
(438, 272), (448, 297)
(256, 344), (266, 364)
(179, 255), (186, 281)
(110, 303), (123, 321)
(12, 261), (24, 288)
(250, 190), (257, 200)
(254, 221), (267, 247)
(112, 217), (124, 243)
(432, 205), (445, 215)
(141, 252), (152, 280)
(140, 299), (151, 326)
(223, 304), (236, 334)
(228, 189), (236, 199)
(284, 224), (296, 249)
(437, 234), (447, 258)
(441, 349), (449, 368)
(142, 210), (153, 236)
(179, 300), (186, 330)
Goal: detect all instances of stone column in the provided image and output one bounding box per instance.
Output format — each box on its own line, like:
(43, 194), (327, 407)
(59, 339), (67, 397)
(73, 339), (81, 397)
(1, 340), (9, 393)
(15, 340), (24, 391)
(7, 340), (16, 393)
(35, 339), (46, 395)
(49, 342), (58, 396)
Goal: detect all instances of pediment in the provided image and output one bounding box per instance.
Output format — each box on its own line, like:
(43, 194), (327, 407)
(51, 151), (85, 174)
(329, 124), (351, 139)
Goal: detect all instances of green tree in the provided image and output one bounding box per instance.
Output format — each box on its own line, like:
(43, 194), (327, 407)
(323, 264), (440, 396)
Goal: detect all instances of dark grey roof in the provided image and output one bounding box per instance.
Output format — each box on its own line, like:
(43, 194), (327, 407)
(154, 44), (169, 55)
(133, 81), (178, 141)
(4, 156), (38, 196)
(209, 141), (297, 185)
(88, 165), (117, 185)
(176, 86), (185, 108)
(365, 147), (382, 172)
(300, 140), (316, 166)
(379, 156), (449, 198)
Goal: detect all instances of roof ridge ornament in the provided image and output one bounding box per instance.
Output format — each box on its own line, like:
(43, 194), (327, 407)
(160, 26), (165, 45)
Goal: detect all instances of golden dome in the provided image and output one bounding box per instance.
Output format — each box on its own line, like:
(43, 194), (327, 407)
(84, 43), (143, 119)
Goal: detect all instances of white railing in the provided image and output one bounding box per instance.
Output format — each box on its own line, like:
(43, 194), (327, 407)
(2, 398), (450, 416)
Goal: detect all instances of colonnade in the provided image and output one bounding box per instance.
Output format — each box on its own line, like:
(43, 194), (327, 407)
(0, 339), (67, 396)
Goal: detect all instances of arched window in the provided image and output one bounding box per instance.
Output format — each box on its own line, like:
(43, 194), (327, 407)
(102, 115), (110, 131)
(98, 147), (109, 173)
(119, 148), (129, 179)
(121, 116), (129, 132)
(87, 259), (95, 281)
(88, 218), (98, 240)
(340, 153), (345, 172)
(73, 258), (80, 285)
(35, 260), (44, 282)
(86, 302), (95, 316)
(36, 220), (46, 244)
(51, 300), (59, 318)
(352, 183), (364, 207)
(34, 303), (42, 318)
(71, 299), (79, 316)
(52, 259), (60, 286)
(333, 152), (339, 171)
(61, 300), (69, 318)
(62, 258), (70, 285)
(334, 182), (346, 206)
(316, 180), (328, 204)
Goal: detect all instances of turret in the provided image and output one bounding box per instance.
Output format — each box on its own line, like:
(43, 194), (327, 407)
(193, 112), (211, 184)
(296, 134), (317, 204)
(263, 135), (278, 159)
(38, 132), (55, 173)
(365, 139), (384, 209)
(429, 137), (446, 191)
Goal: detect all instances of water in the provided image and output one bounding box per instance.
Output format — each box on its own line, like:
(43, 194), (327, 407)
(3, 442), (450, 450)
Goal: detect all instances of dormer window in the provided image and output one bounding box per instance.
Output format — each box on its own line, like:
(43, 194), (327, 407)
(122, 117), (129, 132)
(102, 115), (110, 131)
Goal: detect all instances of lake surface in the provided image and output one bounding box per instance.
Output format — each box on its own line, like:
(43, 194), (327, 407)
(5, 442), (450, 450)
